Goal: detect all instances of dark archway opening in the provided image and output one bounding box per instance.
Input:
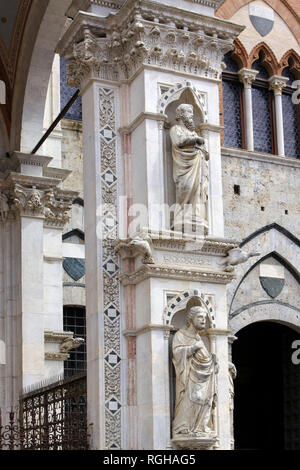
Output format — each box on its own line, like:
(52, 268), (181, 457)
(233, 321), (300, 449)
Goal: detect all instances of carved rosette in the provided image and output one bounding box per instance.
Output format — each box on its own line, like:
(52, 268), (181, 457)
(57, 0), (243, 89)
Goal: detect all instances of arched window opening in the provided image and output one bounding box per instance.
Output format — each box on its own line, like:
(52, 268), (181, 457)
(251, 52), (275, 154)
(222, 52), (243, 149)
(282, 65), (300, 159)
(63, 306), (86, 377)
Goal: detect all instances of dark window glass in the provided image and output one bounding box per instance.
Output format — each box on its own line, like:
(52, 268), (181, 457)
(252, 86), (273, 154)
(222, 79), (243, 148)
(252, 59), (269, 79)
(282, 68), (300, 158)
(222, 53), (242, 149)
(60, 57), (82, 121)
(223, 52), (239, 73)
(282, 67), (296, 87)
(63, 306), (86, 376)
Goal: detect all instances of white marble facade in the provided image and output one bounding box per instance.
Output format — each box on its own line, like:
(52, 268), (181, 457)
(1, 0), (300, 452)
(55, 0), (244, 450)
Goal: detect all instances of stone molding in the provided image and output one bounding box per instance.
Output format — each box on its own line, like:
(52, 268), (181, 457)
(238, 68), (258, 89)
(119, 112), (168, 135)
(187, 0), (225, 7)
(119, 263), (235, 286)
(44, 330), (74, 343)
(221, 146), (300, 168)
(123, 323), (174, 337)
(269, 75), (289, 96)
(57, 0), (243, 88)
(45, 352), (70, 361)
(115, 230), (239, 257)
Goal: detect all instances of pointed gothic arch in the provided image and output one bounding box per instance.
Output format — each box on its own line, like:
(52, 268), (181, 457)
(249, 42), (279, 76)
(279, 49), (300, 77)
(231, 38), (249, 70)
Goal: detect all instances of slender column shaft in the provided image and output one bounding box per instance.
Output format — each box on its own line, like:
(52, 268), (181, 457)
(269, 75), (289, 157)
(238, 68), (259, 152)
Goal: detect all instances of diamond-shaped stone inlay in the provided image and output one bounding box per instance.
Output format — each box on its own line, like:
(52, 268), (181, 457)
(104, 303), (120, 322)
(103, 212), (117, 231)
(105, 349), (121, 369)
(109, 443), (120, 449)
(101, 169), (117, 187)
(105, 396), (121, 415)
(100, 125), (116, 144)
(103, 258), (119, 277)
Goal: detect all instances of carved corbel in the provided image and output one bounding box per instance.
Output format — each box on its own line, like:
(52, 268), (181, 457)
(114, 235), (155, 264)
(60, 337), (85, 353)
(219, 247), (260, 272)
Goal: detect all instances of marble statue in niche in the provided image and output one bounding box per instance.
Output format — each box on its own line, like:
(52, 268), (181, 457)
(169, 104), (209, 234)
(172, 300), (218, 439)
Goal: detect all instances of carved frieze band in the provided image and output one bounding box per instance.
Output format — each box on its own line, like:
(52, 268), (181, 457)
(99, 87), (122, 449)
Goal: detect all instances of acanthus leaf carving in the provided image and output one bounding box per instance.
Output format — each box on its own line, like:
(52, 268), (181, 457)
(59, 1), (242, 88)
(4, 181), (73, 227)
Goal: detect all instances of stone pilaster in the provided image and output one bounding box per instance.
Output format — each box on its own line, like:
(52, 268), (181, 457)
(0, 152), (76, 404)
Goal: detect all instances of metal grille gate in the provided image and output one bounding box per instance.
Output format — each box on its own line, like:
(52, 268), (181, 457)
(0, 372), (88, 450)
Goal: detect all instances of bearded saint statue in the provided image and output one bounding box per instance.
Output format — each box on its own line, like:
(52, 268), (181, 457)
(169, 104), (209, 233)
(172, 304), (218, 438)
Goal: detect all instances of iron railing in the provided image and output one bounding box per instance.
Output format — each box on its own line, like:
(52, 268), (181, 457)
(0, 372), (88, 450)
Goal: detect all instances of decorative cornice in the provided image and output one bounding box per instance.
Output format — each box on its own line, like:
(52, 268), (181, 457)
(119, 263), (235, 286)
(57, 0), (244, 87)
(44, 330), (74, 343)
(115, 230), (239, 259)
(186, 0), (225, 7)
(43, 167), (72, 181)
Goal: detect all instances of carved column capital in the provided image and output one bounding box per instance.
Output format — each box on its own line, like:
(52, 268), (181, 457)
(57, 0), (243, 88)
(238, 68), (259, 88)
(1, 176), (76, 228)
(269, 75), (289, 96)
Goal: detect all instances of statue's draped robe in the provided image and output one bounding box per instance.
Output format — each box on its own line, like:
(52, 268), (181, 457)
(172, 327), (216, 436)
(170, 124), (208, 230)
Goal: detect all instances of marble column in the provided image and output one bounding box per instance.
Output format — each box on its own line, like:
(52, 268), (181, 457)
(0, 152), (75, 410)
(238, 68), (259, 151)
(269, 75), (289, 157)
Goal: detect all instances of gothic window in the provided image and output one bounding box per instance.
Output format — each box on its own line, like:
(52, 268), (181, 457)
(251, 56), (275, 154)
(222, 53), (243, 149)
(63, 306), (86, 376)
(282, 67), (300, 159)
(60, 57), (82, 121)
